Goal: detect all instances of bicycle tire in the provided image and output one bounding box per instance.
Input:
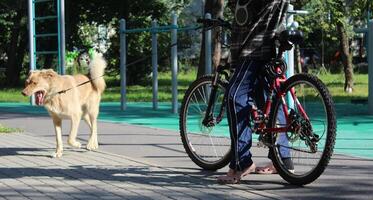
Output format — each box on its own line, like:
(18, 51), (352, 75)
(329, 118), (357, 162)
(268, 73), (336, 185)
(179, 75), (232, 170)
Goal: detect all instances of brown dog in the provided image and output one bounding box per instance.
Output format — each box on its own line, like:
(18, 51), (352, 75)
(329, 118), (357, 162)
(22, 54), (106, 158)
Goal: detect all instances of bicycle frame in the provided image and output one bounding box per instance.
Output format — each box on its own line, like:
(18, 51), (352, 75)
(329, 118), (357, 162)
(199, 18), (310, 135)
(202, 61), (311, 136)
(259, 64), (310, 134)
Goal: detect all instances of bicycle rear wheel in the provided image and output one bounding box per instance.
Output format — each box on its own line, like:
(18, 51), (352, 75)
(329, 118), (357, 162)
(269, 73), (336, 185)
(179, 75), (231, 170)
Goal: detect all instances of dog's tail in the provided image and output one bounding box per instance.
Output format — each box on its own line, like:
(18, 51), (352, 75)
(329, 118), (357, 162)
(89, 53), (107, 93)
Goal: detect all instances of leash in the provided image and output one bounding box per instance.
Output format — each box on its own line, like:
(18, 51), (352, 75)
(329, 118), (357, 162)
(45, 75), (105, 100)
(52, 38), (186, 96)
(48, 26), (203, 96)
(57, 75), (104, 94)
(124, 26), (203, 69)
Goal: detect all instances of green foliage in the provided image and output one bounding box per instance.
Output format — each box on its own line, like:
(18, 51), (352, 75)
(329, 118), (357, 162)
(65, 50), (90, 75)
(0, 10), (16, 44)
(0, 1), (28, 86)
(64, 0), (192, 85)
(295, 0), (372, 70)
(2, 0), (372, 88)
(66, 51), (79, 64)
(349, 0), (373, 24)
(0, 124), (23, 133)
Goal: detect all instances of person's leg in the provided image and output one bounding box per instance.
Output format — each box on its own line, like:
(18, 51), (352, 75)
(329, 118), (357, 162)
(276, 106), (291, 157)
(255, 77), (293, 174)
(257, 100), (294, 174)
(218, 59), (263, 183)
(273, 105), (294, 170)
(227, 59), (262, 170)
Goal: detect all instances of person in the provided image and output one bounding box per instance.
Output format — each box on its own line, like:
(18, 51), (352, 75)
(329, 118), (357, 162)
(217, 0), (293, 184)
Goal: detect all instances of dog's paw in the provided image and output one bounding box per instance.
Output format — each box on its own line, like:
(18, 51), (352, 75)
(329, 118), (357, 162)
(68, 139), (82, 149)
(86, 139), (98, 151)
(51, 151), (63, 158)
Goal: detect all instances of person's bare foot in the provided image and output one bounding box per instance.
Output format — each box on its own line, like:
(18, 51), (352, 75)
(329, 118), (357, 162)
(236, 163), (256, 177)
(217, 164), (256, 184)
(255, 163), (277, 174)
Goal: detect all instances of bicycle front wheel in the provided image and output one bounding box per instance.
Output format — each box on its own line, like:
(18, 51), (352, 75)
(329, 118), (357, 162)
(179, 75), (231, 170)
(269, 73), (336, 185)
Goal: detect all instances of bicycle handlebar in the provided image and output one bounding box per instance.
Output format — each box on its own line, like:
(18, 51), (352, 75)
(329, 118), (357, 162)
(197, 18), (231, 29)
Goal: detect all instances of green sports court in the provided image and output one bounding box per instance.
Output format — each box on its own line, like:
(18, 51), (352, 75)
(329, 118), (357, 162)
(1, 102), (372, 159)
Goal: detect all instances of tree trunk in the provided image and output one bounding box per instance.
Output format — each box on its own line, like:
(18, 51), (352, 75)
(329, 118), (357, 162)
(295, 45), (302, 73)
(212, 0), (224, 70)
(197, 0), (224, 79)
(336, 21), (353, 93)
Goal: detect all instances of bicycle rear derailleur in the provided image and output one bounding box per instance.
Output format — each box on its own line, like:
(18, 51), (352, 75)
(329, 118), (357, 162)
(289, 109), (320, 153)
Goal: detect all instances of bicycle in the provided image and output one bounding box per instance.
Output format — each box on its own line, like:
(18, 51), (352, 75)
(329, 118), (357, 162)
(179, 18), (336, 185)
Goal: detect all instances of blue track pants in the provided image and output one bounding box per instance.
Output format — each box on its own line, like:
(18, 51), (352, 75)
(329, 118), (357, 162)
(226, 59), (291, 170)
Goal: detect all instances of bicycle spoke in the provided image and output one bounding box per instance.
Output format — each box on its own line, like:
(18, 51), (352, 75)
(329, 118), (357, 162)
(181, 77), (231, 169)
(191, 93), (203, 113)
(269, 74), (335, 185)
(197, 87), (207, 104)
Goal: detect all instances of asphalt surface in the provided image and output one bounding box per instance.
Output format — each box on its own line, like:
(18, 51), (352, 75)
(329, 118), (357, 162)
(0, 112), (373, 199)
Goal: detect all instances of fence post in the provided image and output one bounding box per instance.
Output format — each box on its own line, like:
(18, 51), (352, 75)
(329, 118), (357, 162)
(120, 19), (127, 111)
(368, 20), (373, 114)
(59, 0), (66, 75)
(152, 20), (159, 110)
(286, 4), (295, 109)
(171, 12), (178, 114)
(286, 4), (295, 78)
(205, 13), (212, 75)
(28, 0), (36, 106)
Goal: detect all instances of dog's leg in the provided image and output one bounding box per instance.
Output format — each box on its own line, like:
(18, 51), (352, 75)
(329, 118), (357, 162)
(86, 113), (99, 150)
(52, 117), (63, 158)
(67, 114), (82, 148)
(83, 114), (92, 128)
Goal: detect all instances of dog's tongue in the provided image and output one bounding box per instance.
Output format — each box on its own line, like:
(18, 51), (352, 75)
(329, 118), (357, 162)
(35, 91), (44, 106)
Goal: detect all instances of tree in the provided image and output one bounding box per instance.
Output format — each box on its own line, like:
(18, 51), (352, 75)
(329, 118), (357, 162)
(0, 0), (179, 86)
(0, 1), (28, 87)
(296, 0), (373, 93)
(327, 0), (373, 92)
(64, 0), (176, 85)
(328, 0), (354, 92)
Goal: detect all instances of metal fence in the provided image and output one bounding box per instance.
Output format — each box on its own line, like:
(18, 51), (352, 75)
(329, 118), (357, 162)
(119, 12), (210, 113)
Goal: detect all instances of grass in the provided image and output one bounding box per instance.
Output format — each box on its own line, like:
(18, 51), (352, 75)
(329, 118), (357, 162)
(0, 124), (22, 133)
(103, 70), (197, 102)
(317, 73), (368, 102)
(0, 87), (29, 102)
(0, 70), (368, 103)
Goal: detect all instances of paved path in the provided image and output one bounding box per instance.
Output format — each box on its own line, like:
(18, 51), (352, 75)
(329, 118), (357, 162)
(1, 112), (373, 199)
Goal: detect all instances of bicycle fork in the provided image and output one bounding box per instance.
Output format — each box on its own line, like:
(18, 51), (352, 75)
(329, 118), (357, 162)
(202, 71), (221, 127)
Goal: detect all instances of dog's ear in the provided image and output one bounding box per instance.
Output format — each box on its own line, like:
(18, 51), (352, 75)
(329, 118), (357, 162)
(42, 69), (58, 78)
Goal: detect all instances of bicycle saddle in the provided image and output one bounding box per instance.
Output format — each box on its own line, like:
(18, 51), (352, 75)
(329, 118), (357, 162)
(279, 30), (304, 45)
